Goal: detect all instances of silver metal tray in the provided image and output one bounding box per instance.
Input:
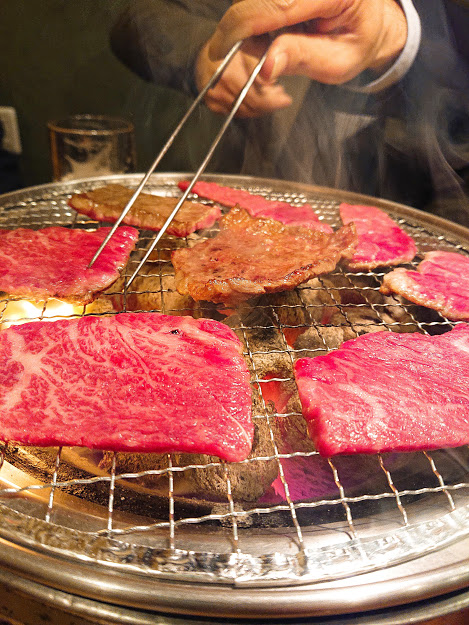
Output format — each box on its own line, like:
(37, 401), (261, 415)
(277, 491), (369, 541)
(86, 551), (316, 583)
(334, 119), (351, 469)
(0, 173), (469, 619)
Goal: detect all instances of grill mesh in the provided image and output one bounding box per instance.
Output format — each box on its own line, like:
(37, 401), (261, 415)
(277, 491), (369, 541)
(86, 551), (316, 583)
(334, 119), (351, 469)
(1, 174), (469, 592)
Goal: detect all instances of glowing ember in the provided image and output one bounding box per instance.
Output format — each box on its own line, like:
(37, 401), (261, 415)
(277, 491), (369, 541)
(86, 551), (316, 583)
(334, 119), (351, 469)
(1, 298), (88, 329)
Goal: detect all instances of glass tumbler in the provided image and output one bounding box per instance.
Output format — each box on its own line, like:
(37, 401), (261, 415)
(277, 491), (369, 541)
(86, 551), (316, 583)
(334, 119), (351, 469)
(47, 114), (136, 181)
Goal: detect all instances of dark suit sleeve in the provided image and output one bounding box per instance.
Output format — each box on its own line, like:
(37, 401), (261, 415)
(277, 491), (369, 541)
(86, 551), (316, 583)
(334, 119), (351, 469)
(110, 0), (229, 93)
(377, 1), (469, 198)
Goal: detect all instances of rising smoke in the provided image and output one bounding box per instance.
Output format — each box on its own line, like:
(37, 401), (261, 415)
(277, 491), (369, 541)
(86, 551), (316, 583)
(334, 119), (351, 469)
(111, 0), (469, 226)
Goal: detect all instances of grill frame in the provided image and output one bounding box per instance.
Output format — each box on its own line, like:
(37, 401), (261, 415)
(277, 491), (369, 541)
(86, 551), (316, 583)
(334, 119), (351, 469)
(1, 173), (469, 619)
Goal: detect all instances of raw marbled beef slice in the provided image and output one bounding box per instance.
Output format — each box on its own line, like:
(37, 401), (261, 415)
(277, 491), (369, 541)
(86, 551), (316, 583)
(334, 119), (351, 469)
(340, 203), (417, 270)
(179, 179), (333, 232)
(380, 250), (469, 321)
(294, 325), (469, 456)
(0, 226), (138, 304)
(0, 312), (253, 462)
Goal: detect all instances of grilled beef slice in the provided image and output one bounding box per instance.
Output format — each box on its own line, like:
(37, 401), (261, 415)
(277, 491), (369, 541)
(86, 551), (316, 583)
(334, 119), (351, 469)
(171, 207), (357, 306)
(69, 184), (221, 236)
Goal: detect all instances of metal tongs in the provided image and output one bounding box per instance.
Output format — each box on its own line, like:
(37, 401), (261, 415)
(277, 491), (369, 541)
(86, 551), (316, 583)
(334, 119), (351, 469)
(88, 40), (269, 288)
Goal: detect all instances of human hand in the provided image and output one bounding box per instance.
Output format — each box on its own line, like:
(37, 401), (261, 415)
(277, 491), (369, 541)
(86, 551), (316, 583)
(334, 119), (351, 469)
(195, 0), (407, 117)
(195, 34), (293, 117)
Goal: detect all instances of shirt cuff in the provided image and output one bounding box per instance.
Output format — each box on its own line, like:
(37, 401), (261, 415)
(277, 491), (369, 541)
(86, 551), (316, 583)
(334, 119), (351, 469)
(349, 0), (421, 94)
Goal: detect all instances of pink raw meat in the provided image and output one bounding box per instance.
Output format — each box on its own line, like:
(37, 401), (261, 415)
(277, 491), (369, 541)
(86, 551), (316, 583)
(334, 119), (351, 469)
(0, 226), (138, 304)
(294, 325), (469, 456)
(0, 312), (253, 462)
(179, 180), (333, 232)
(340, 203), (417, 270)
(380, 250), (469, 321)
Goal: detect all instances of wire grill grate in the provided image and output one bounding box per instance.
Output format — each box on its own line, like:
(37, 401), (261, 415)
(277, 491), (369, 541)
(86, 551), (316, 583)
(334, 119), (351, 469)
(0, 174), (469, 602)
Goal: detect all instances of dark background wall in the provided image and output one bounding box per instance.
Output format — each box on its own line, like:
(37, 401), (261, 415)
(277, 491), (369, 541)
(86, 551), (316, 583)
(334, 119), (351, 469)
(0, 1), (220, 188)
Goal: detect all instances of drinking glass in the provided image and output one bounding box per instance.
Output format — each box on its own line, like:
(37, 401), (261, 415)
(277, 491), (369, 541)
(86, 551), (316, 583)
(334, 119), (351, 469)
(47, 114), (136, 181)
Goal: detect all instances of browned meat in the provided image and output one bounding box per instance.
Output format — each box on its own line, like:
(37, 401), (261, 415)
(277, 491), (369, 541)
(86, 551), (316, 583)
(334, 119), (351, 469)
(69, 184), (221, 236)
(171, 207), (357, 306)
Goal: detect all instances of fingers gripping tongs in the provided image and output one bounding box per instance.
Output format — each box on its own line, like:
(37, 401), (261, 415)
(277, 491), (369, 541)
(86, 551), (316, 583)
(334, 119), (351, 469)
(88, 41), (268, 288)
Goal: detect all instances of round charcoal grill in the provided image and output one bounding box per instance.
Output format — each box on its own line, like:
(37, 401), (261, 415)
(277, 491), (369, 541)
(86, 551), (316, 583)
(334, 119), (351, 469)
(1, 173), (469, 624)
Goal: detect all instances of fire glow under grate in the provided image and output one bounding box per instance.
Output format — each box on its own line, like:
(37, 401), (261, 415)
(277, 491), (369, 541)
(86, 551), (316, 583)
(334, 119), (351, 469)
(0, 173), (469, 618)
